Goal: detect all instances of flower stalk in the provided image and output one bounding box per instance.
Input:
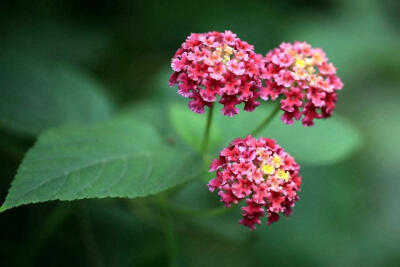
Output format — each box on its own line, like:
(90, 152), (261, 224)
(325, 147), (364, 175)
(251, 102), (280, 136)
(201, 105), (214, 158)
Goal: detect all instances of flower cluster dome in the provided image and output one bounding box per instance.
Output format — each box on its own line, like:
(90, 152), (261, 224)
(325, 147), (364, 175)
(169, 31), (265, 116)
(260, 41), (343, 126)
(208, 135), (302, 229)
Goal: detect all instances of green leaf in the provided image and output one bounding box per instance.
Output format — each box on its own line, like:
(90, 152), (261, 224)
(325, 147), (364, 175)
(168, 103), (221, 152)
(119, 101), (171, 135)
(218, 104), (363, 165)
(169, 103), (363, 165)
(0, 118), (202, 212)
(0, 55), (113, 136)
(267, 116), (363, 165)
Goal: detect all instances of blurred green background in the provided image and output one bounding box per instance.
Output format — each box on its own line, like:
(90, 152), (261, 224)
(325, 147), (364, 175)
(1, 0), (400, 266)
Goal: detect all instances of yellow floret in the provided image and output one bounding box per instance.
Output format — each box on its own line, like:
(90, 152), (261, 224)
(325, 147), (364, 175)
(224, 45), (234, 55)
(261, 164), (275, 175)
(272, 155), (282, 167)
(215, 47), (223, 56)
(295, 58), (306, 68)
(276, 169), (290, 182)
(223, 55), (231, 63)
(307, 66), (316, 74)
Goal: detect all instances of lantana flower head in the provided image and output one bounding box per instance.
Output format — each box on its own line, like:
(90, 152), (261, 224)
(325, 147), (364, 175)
(261, 41), (343, 126)
(208, 135), (302, 230)
(169, 31), (265, 116)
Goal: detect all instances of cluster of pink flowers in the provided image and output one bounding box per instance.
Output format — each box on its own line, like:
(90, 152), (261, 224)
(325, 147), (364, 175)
(261, 41), (343, 126)
(208, 135), (302, 230)
(169, 33), (344, 229)
(170, 34), (343, 126)
(169, 31), (265, 116)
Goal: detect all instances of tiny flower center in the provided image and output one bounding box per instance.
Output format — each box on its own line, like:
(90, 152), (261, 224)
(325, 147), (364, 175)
(276, 169), (290, 182)
(295, 58), (306, 68)
(307, 66), (316, 74)
(215, 44), (236, 64)
(271, 155), (282, 167)
(261, 164), (275, 175)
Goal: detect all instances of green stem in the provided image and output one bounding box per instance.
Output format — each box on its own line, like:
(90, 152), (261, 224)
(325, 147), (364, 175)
(251, 102), (281, 136)
(201, 104), (214, 157)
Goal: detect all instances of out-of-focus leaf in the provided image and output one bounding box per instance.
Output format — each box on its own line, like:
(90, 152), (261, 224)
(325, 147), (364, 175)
(0, 118), (202, 212)
(119, 101), (192, 153)
(0, 55), (113, 136)
(119, 101), (171, 135)
(168, 103), (220, 152)
(168, 103), (362, 165)
(269, 116), (362, 165)
(149, 66), (182, 102)
(219, 104), (363, 165)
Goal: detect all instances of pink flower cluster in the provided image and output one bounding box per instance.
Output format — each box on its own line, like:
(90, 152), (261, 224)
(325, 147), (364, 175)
(169, 31), (265, 116)
(261, 41), (343, 126)
(208, 135), (302, 230)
